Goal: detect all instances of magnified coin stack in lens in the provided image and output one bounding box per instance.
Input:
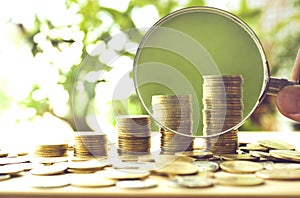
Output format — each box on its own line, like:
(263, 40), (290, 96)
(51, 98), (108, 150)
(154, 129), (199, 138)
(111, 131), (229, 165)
(116, 115), (151, 155)
(202, 75), (244, 154)
(152, 95), (194, 155)
(73, 133), (107, 158)
(34, 143), (68, 157)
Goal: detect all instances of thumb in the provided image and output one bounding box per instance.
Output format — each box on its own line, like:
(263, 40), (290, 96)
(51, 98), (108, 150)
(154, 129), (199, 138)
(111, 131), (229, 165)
(276, 85), (300, 122)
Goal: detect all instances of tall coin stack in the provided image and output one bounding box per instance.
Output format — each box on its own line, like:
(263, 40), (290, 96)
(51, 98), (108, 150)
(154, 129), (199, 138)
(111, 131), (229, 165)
(202, 75), (244, 154)
(116, 115), (151, 155)
(73, 132), (107, 158)
(152, 95), (194, 155)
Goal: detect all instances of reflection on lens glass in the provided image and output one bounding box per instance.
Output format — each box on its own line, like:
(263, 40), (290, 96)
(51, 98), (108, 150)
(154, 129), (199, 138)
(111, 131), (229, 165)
(134, 7), (268, 137)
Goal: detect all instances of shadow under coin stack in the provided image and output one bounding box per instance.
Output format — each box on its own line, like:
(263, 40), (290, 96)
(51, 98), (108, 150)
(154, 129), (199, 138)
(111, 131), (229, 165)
(152, 95), (194, 155)
(73, 133), (107, 158)
(117, 115), (151, 155)
(34, 143), (68, 157)
(203, 75), (244, 154)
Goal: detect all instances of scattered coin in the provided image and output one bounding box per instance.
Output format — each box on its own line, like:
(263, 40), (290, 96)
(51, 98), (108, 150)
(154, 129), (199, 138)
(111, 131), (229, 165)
(256, 169), (300, 180)
(0, 156), (30, 165)
(30, 175), (70, 188)
(269, 150), (300, 162)
(0, 174), (11, 181)
(258, 139), (295, 150)
(31, 156), (69, 164)
(220, 154), (259, 161)
(15, 162), (34, 171)
(0, 164), (25, 175)
(172, 176), (214, 188)
(30, 163), (67, 176)
(193, 161), (219, 172)
(116, 178), (158, 189)
(249, 151), (270, 158)
(155, 155), (195, 166)
(263, 162), (300, 171)
(239, 144), (269, 152)
(152, 161), (198, 176)
(68, 160), (109, 173)
(215, 174), (264, 186)
(0, 151), (9, 158)
(103, 169), (150, 180)
(70, 174), (116, 187)
(220, 160), (263, 173)
(175, 151), (213, 159)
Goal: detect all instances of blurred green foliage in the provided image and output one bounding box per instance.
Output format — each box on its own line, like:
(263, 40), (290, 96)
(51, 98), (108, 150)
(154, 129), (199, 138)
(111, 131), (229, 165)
(7, 0), (300, 131)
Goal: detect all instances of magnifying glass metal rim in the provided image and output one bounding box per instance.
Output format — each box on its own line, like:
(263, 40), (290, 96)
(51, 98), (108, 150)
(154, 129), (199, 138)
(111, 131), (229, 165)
(133, 6), (295, 138)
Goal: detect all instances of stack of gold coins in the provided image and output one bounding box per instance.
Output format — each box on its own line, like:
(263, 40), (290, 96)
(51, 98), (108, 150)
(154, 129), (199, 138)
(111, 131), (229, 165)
(73, 132), (107, 158)
(202, 75), (243, 154)
(34, 143), (68, 157)
(152, 95), (194, 155)
(116, 115), (151, 155)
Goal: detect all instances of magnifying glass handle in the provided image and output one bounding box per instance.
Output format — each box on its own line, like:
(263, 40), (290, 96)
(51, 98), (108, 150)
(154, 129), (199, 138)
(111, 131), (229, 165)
(266, 77), (300, 96)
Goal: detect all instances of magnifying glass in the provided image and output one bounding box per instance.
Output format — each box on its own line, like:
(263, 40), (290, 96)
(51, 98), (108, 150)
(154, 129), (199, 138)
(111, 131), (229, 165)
(133, 6), (299, 138)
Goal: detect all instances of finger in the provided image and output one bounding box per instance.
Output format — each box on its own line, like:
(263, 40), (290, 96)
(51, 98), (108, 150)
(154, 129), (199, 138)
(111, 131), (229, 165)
(276, 85), (300, 122)
(291, 49), (300, 81)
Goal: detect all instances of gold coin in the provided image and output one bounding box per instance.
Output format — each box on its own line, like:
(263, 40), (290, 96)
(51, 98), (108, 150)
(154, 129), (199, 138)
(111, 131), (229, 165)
(263, 162), (300, 171)
(269, 150), (300, 162)
(0, 156), (30, 165)
(170, 176), (214, 188)
(256, 169), (300, 180)
(31, 156), (69, 164)
(0, 164), (24, 175)
(239, 144), (269, 152)
(152, 161), (198, 176)
(116, 178), (157, 189)
(258, 139), (295, 150)
(249, 151), (270, 158)
(219, 154), (259, 161)
(67, 169), (97, 174)
(30, 163), (67, 176)
(193, 161), (219, 172)
(30, 175), (69, 188)
(70, 173), (116, 187)
(103, 169), (150, 180)
(220, 160), (263, 173)
(175, 151), (213, 159)
(138, 155), (155, 162)
(68, 160), (109, 170)
(155, 155), (195, 164)
(215, 174), (264, 186)
(0, 174), (10, 181)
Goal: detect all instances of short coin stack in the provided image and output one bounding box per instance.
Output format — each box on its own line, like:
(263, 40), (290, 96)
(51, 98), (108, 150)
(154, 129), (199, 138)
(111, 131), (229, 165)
(34, 143), (68, 157)
(152, 95), (194, 155)
(73, 132), (107, 158)
(116, 115), (151, 155)
(202, 75), (244, 154)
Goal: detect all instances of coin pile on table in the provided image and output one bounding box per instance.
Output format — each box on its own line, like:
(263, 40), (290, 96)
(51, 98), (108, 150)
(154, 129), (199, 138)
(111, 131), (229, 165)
(116, 115), (151, 155)
(73, 132), (107, 158)
(152, 95), (194, 155)
(202, 75), (244, 154)
(34, 143), (68, 157)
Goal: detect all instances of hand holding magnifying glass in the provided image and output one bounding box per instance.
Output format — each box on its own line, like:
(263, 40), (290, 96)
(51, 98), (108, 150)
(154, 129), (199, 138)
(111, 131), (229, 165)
(277, 49), (300, 122)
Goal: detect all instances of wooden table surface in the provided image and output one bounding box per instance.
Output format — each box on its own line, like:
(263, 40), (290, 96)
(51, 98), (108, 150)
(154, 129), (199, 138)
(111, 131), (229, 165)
(0, 131), (300, 198)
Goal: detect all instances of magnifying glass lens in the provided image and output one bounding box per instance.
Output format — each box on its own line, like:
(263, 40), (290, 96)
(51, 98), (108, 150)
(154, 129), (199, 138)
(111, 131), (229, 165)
(134, 7), (268, 137)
